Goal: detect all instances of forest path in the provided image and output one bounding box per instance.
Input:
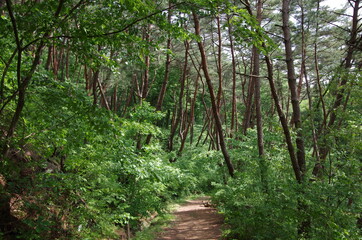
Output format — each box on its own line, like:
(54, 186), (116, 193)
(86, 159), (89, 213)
(156, 196), (223, 240)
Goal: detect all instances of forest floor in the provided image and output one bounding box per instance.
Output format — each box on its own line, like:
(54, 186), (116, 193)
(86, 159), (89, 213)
(155, 196), (224, 240)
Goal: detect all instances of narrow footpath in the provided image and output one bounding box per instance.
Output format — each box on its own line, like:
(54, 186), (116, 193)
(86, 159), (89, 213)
(156, 196), (223, 240)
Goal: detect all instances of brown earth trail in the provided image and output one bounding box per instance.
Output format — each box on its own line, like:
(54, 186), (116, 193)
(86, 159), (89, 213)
(156, 196), (224, 240)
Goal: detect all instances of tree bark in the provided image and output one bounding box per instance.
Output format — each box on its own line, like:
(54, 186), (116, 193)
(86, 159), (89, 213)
(242, 50), (256, 135)
(253, 0), (267, 191)
(265, 56), (301, 183)
(145, 2), (172, 145)
(227, 15), (237, 138)
(282, 0), (306, 175)
(168, 40), (189, 152)
(141, 25), (151, 102)
(193, 11), (234, 177)
(96, 74), (110, 110)
(178, 73), (199, 154)
(317, 0), (360, 166)
(216, 14), (223, 111)
(92, 69), (99, 106)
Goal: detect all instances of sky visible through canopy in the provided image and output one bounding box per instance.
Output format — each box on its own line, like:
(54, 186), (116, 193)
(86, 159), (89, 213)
(323, 0), (353, 14)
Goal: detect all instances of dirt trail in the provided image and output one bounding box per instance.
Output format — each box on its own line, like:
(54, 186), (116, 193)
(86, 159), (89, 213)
(156, 196), (223, 240)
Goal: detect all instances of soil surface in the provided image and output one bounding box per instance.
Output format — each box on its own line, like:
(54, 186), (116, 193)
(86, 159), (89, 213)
(156, 196), (223, 240)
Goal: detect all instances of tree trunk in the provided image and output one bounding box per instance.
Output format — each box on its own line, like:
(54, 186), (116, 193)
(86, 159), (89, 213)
(317, 0), (360, 168)
(179, 73), (199, 154)
(168, 40), (189, 152)
(242, 50), (256, 135)
(97, 75), (110, 110)
(228, 15), (237, 138)
(193, 11), (234, 177)
(265, 56), (302, 183)
(145, 1), (172, 145)
(92, 69), (99, 106)
(253, 0), (267, 192)
(282, 0), (306, 175)
(141, 25), (151, 102)
(216, 14), (223, 111)
(112, 83), (118, 112)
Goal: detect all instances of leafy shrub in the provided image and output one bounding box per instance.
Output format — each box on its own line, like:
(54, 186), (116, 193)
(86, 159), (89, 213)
(1, 81), (195, 239)
(212, 129), (361, 240)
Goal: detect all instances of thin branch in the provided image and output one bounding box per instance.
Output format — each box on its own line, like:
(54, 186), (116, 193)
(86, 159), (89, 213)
(23, 2), (183, 49)
(6, 0), (21, 50)
(236, 72), (268, 79)
(325, 21), (350, 32)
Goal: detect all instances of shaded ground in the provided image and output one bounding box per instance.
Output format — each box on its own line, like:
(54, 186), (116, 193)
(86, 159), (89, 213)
(156, 196), (223, 240)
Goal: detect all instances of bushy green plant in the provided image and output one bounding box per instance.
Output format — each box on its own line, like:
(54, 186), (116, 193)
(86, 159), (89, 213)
(1, 80), (196, 239)
(211, 128), (361, 240)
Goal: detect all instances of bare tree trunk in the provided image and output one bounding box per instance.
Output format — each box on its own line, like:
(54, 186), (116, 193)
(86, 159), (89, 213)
(84, 65), (92, 94)
(179, 73), (199, 154)
(282, 0), (306, 175)
(145, 1), (172, 145)
(297, 1), (305, 100)
(304, 61), (321, 176)
(141, 25), (151, 102)
(96, 75), (110, 110)
(45, 45), (52, 70)
(65, 43), (70, 79)
(265, 56), (302, 183)
(253, 0), (267, 192)
(242, 50), (256, 135)
(317, 0), (360, 168)
(193, 11), (234, 177)
(228, 15), (237, 138)
(1, 1), (65, 235)
(112, 83), (118, 112)
(168, 40), (189, 152)
(155, 10), (172, 111)
(4, 0), (64, 144)
(92, 69), (99, 106)
(216, 14), (223, 111)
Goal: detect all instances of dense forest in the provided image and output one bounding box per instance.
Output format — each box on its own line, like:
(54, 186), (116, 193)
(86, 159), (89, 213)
(0, 0), (361, 239)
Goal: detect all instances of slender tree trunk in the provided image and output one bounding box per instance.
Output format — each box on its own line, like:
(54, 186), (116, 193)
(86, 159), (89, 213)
(304, 62), (321, 175)
(92, 69), (99, 106)
(282, 0), (306, 175)
(317, 0), (360, 166)
(297, 1), (305, 100)
(141, 25), (151, 102)
(1, 0), (65, 235)
(253, 0), (267, 192)
(97, 75), (110, 110)
(4, 0), (64, 143)
(112, 83), (118, 112)
(84, 65), (92, 94)
(242, 50), (256, 135)
(265, 56), (301, 182)
(145, 1), (172, 145)
(228, 15), (237, 138)
(188, 56), (203, 145)
(216, 14), (223, 111)
(155, 14), (172, 110)
(193, 11), (234, 177)
(45, 45), (52, 71)
(179, 73), (199, 154)
(168, 40), (189, 152)
(240, 55), (248, 106)
(65, 43), (70, 79)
